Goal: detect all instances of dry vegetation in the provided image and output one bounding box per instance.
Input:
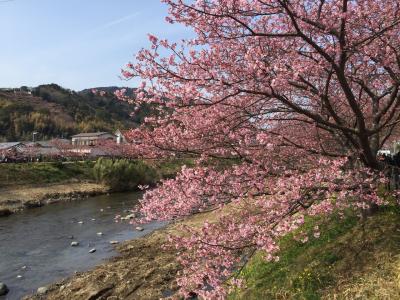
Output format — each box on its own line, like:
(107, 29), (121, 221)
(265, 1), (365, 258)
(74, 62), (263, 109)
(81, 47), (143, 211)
(0, 162), (107, 216)
(0, 182), (108, 216)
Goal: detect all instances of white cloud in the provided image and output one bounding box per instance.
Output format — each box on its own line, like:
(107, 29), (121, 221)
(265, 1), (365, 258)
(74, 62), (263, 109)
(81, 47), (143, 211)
(91, 12), (142, 33)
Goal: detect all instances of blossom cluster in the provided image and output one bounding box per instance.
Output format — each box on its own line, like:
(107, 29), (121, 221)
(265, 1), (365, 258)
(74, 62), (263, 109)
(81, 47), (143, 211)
(119, 0), (400, 298)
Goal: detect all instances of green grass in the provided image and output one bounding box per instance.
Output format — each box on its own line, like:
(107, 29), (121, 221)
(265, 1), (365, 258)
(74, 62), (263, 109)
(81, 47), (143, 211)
(0, 158), (192, 190)
(0, 161), (95, 187)
(230, 207), (400, 300)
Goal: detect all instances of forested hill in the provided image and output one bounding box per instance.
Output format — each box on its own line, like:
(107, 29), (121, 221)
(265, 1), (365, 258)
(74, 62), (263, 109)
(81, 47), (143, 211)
(0, 84), (152, 142)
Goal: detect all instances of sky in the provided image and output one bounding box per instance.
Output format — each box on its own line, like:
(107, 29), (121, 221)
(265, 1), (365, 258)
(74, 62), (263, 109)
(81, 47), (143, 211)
(0, 0), (192, 90)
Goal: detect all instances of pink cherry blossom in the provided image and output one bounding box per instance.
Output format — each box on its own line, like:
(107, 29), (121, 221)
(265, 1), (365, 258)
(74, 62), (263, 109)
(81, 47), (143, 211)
(119, 0), (400, 298)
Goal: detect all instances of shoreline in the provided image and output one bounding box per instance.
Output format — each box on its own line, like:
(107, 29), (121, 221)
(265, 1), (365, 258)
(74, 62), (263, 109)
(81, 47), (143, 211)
(0, 182), (110, 217)
(23, 225), (180, 300)
(22, 209), (216, 299)
(1, 179), (210, 299)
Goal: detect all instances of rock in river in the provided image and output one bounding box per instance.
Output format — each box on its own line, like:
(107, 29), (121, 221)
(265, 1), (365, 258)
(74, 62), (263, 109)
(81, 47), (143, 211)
(0, 208), (12, 217)
(121, 214), (135, 220)
(0, 282), (9, 296)
(71, 241), (79, 247)
(37, 286), (48, 295)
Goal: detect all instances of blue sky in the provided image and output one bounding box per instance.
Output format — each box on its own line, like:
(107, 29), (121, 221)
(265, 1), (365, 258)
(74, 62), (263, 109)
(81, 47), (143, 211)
(0, 0), (192, 90)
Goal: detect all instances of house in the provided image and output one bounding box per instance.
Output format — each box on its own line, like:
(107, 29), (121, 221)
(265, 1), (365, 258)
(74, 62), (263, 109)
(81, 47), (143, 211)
(0, 142), (24, 150)
(71, 132), (116, 146)
(0, 142), (26, 161)
(0, 142), (25, 153)
(21, 140), (71, 158)
(0, 141), (69, 161)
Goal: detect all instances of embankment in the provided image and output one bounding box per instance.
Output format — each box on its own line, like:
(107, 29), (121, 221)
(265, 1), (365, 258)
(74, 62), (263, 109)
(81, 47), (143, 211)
(0, 158), (192, 217)
(24, 207), (400, 299)
(0, 182), (109, 216)
(23, 210), (215, 300)
(24, 227), (180, 300)
(0, 161), (109, 216)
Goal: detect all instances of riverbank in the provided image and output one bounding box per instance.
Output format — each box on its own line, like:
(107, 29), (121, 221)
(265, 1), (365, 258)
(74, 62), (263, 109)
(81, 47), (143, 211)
(24, 227), (180, 300)
(0, 162), (95, 188)
(23, 207), (400, 299)
(0, 182), (109, 216)
(0, 191), (152, 299)
(0, 158), (192, 217)
(0, 161), (103, 216)
(23, 210), (214, 300)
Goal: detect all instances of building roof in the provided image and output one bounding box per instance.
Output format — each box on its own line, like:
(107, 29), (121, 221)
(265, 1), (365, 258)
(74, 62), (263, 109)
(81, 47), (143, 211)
(71, 132), (113, 138)
(0, 142), (23, 150)
(24, 141), (51, 148)
(20, 139), (69, 148)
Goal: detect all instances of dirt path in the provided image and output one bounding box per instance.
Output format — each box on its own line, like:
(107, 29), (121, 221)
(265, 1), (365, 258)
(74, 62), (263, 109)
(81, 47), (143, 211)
(0, 182), (109, 216)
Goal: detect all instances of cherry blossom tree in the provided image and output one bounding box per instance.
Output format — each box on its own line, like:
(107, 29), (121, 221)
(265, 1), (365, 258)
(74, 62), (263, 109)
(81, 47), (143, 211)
(120, 1), (400, 298)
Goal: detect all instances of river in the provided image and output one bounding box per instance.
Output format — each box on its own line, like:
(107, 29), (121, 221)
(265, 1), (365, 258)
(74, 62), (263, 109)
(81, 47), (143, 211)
(0, 192), (162, 300)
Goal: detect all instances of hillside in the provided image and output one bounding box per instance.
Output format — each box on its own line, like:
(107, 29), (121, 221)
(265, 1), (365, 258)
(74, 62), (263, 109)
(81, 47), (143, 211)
(230, 207), (400, 300)
(0, 84), (155, 142)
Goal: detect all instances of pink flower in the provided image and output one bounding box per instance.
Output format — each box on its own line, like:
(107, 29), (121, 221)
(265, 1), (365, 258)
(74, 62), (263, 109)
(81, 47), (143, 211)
(148, 34), (158, 45)
(116, 0), (398, 297)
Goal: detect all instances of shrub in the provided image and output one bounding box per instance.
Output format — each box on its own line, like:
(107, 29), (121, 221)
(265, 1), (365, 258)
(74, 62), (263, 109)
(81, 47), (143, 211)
(93, 158), (157, 191)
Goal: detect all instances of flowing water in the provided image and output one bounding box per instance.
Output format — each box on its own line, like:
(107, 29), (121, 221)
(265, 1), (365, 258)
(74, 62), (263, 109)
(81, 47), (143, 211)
(0, 192), (162, 300)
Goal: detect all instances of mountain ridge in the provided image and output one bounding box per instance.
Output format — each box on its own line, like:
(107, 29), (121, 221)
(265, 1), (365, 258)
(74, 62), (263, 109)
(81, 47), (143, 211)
(0, 84), (150, 142)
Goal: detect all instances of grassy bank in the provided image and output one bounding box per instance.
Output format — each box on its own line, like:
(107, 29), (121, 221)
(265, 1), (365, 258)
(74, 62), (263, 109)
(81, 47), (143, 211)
(0, 158), (192, 215)
(0, 158), (193, 189)
(92, 158), (194, 192)
(0, 161), (94, 188)
(230, 207), (400, 299)
(0, 182), (109, 215)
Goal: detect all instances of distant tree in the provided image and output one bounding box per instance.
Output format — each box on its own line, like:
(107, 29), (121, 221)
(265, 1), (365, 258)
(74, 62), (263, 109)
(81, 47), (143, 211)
(0, 83), (152, 141)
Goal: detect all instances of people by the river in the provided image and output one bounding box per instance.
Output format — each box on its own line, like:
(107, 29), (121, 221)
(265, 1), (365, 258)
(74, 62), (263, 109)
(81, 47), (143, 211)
(377, 151), (400, 189)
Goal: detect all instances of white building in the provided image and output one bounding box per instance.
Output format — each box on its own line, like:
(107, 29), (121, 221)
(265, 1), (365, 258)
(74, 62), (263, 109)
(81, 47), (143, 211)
(71, 132), (116, 146)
